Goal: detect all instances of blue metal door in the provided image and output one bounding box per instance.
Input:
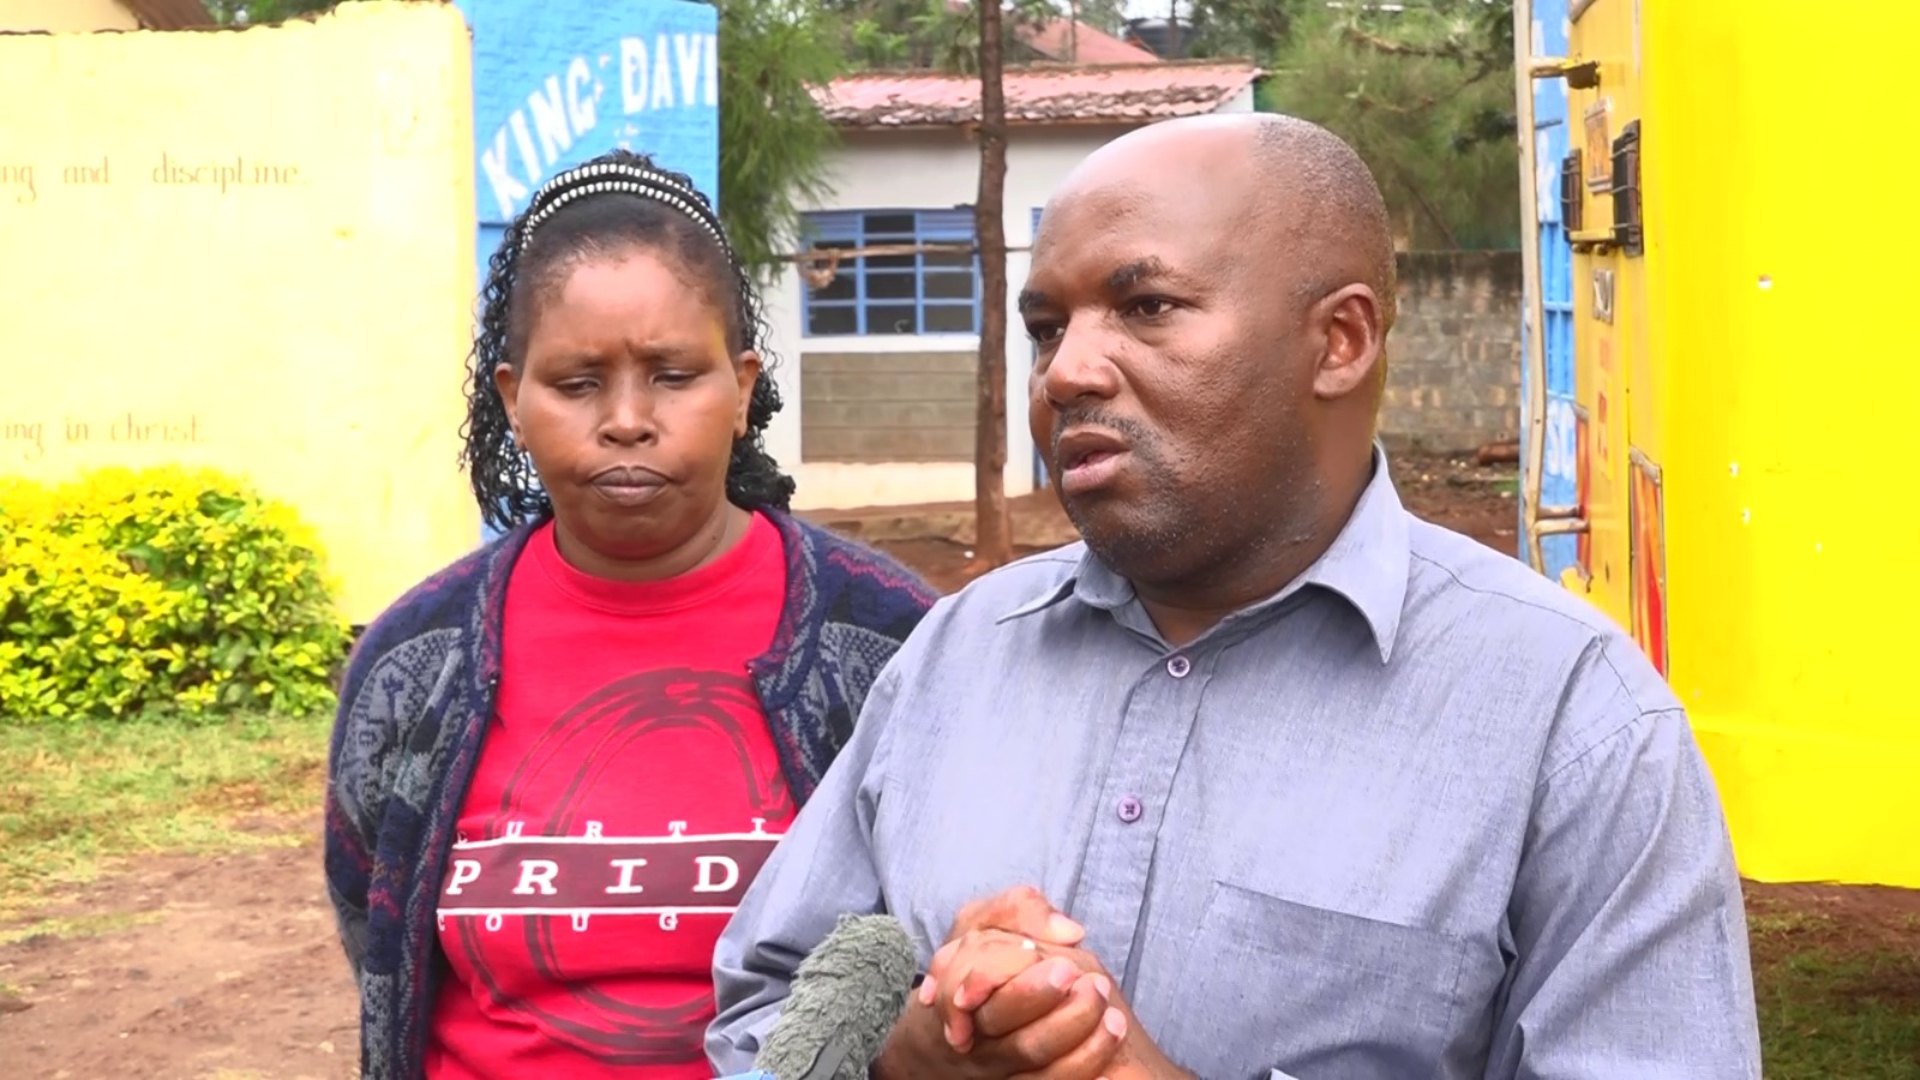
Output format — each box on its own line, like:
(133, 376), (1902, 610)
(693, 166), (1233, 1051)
(1520, 0), (1581, 579)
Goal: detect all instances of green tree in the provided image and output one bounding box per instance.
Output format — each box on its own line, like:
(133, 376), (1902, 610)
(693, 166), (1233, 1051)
(1185, 0), (1298, 59)
(833, 0), (1128, 72)
(710, 0), (844, 279)
(1268, 0), (1516, 249)
(1198, 0), (1518, 249)
(202, 0), (333, 24)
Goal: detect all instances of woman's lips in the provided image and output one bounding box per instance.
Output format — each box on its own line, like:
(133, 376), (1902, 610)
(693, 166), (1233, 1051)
(588, 465), (669, 507)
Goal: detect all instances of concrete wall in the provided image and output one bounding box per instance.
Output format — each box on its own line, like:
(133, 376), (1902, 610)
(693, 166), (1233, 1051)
(0, 0), (137, 31)
(800, 351), (976, 464)
(1381, 251), (1523, 454)
(0, 2), (478, 625)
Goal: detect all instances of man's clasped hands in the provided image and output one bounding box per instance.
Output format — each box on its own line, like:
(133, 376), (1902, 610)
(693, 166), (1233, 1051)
(874, 886), (1194, 1080)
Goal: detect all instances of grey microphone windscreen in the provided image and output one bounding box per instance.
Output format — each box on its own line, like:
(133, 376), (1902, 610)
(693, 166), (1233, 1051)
(752, 913), (918, 1080)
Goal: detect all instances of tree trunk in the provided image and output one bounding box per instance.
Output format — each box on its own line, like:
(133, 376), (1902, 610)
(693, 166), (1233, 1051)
(972, 0), (1014, 568)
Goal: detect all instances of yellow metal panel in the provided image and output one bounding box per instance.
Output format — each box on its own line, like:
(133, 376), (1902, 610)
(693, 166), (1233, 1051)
(1553, 0), (1920, 886)
(1562, 0), (1641, 630)
(0, 2), (480, 625)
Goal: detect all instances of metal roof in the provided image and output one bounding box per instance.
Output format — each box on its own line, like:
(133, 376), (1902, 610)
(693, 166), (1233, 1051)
(815, 60), (1263, 130)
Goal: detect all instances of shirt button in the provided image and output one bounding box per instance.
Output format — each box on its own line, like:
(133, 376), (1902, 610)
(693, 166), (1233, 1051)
(1166, 655), (1192, 678)
(1117, 796), (1144, 823)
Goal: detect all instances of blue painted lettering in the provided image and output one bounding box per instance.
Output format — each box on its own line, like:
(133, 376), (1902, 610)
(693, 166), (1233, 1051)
(622, 35), (649, 115)
(481, 127), (527, 219)
(567, 55), (598, 134)
(675, 33), (702, 107)
(480, 30), (716, 221)
(650, 35), (675, 110)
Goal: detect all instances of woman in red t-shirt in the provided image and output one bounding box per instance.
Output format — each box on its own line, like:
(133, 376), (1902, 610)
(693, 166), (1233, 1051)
(325, 151), (937, 1080)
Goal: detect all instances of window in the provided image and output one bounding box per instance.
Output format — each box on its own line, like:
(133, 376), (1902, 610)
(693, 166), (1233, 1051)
(801, 209), (980, 336)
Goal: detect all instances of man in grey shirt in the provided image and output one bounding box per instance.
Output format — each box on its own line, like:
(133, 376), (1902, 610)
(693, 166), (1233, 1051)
(709, 113), (1760, 1079)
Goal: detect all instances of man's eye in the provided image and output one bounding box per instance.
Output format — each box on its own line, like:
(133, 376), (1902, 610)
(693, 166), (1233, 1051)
(1026, 323), (1062, 344)
(1128, 297), (1174, 318)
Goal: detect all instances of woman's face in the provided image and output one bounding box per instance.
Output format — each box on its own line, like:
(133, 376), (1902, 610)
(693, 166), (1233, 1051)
(495, 247), (759, 580)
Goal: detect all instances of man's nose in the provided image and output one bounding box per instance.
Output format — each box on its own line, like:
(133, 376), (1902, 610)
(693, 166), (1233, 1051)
(1041, 321), (1122, 406)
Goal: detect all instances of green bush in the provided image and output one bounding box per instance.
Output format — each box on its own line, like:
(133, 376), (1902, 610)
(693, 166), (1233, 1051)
(0, 467), (351, 723)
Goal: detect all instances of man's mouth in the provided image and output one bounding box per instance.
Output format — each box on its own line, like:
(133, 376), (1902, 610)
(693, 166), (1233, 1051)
(1054, 429), (1129, 496)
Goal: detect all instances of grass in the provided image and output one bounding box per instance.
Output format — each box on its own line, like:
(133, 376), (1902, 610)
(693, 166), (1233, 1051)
(1749, 908), (1920, 1078)
(0, 910), (164, 948)
(0, 712), (332, 930)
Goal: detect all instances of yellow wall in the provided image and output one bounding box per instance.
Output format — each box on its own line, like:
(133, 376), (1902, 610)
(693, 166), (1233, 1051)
(0, 2), (479, 626)
(1555, 0), (1920, 887)
(0, 0), (137, 32)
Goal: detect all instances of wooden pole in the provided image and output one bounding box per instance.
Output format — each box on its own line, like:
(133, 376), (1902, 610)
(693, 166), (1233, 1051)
(972, 0), (1014, 567)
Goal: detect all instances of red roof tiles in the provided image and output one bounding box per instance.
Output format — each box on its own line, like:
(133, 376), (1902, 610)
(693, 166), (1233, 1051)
(815, 61), (1263, 129)
(1020, 18), (1162, 64)
(122, 0), (214, 30)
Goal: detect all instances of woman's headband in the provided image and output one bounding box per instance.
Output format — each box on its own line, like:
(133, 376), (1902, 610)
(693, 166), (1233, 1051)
(519, 160), (727, 254)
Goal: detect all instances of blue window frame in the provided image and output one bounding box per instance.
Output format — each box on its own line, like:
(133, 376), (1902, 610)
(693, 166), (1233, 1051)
(801, 209), (980, 336)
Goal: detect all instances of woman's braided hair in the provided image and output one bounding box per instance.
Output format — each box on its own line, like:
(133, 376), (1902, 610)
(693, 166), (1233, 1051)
(459, 148), (795, 532)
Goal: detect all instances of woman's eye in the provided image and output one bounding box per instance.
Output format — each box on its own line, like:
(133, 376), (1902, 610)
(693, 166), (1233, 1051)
(557, 379), (596, 395)
(656, 371), (696, 387)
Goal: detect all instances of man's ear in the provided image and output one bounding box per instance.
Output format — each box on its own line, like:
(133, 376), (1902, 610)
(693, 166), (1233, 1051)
(1313, 284), (1385, 402)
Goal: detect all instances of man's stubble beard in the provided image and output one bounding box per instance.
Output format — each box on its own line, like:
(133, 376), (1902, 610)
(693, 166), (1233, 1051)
(1064, 433), (1321, 594)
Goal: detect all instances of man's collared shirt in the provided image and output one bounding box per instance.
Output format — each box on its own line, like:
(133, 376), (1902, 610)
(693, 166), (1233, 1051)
(707, 453), (1761, 1079)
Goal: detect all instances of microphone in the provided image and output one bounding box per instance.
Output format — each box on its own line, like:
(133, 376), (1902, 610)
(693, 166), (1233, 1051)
(715, 912), (918, 1080)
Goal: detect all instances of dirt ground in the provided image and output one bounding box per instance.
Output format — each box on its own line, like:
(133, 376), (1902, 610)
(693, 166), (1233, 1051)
(0, 452), (1910, 1079)
(0, 841), (359, 1080)
(857, 449), (1522, 593)
(833, 449), (1520, 591)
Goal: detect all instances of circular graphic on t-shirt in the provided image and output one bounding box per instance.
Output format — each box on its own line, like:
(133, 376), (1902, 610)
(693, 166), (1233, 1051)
(444, 667), (796, 1065)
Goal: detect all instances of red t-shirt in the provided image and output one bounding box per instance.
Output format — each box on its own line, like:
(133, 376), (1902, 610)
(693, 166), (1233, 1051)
(427, 513), (795, 1079)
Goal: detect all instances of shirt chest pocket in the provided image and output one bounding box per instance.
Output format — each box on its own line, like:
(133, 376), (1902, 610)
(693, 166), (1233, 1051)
(1154, 881), (1485, 1080)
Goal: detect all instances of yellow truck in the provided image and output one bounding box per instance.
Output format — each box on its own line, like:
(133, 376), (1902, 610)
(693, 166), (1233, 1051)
(1514, 0), (1919, 889)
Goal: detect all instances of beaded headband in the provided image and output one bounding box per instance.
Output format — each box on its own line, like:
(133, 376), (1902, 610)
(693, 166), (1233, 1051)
(519, 161), (727, 254)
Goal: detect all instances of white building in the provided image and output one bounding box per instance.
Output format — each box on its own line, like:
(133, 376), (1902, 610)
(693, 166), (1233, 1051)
(761, 56), (1262, 511)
